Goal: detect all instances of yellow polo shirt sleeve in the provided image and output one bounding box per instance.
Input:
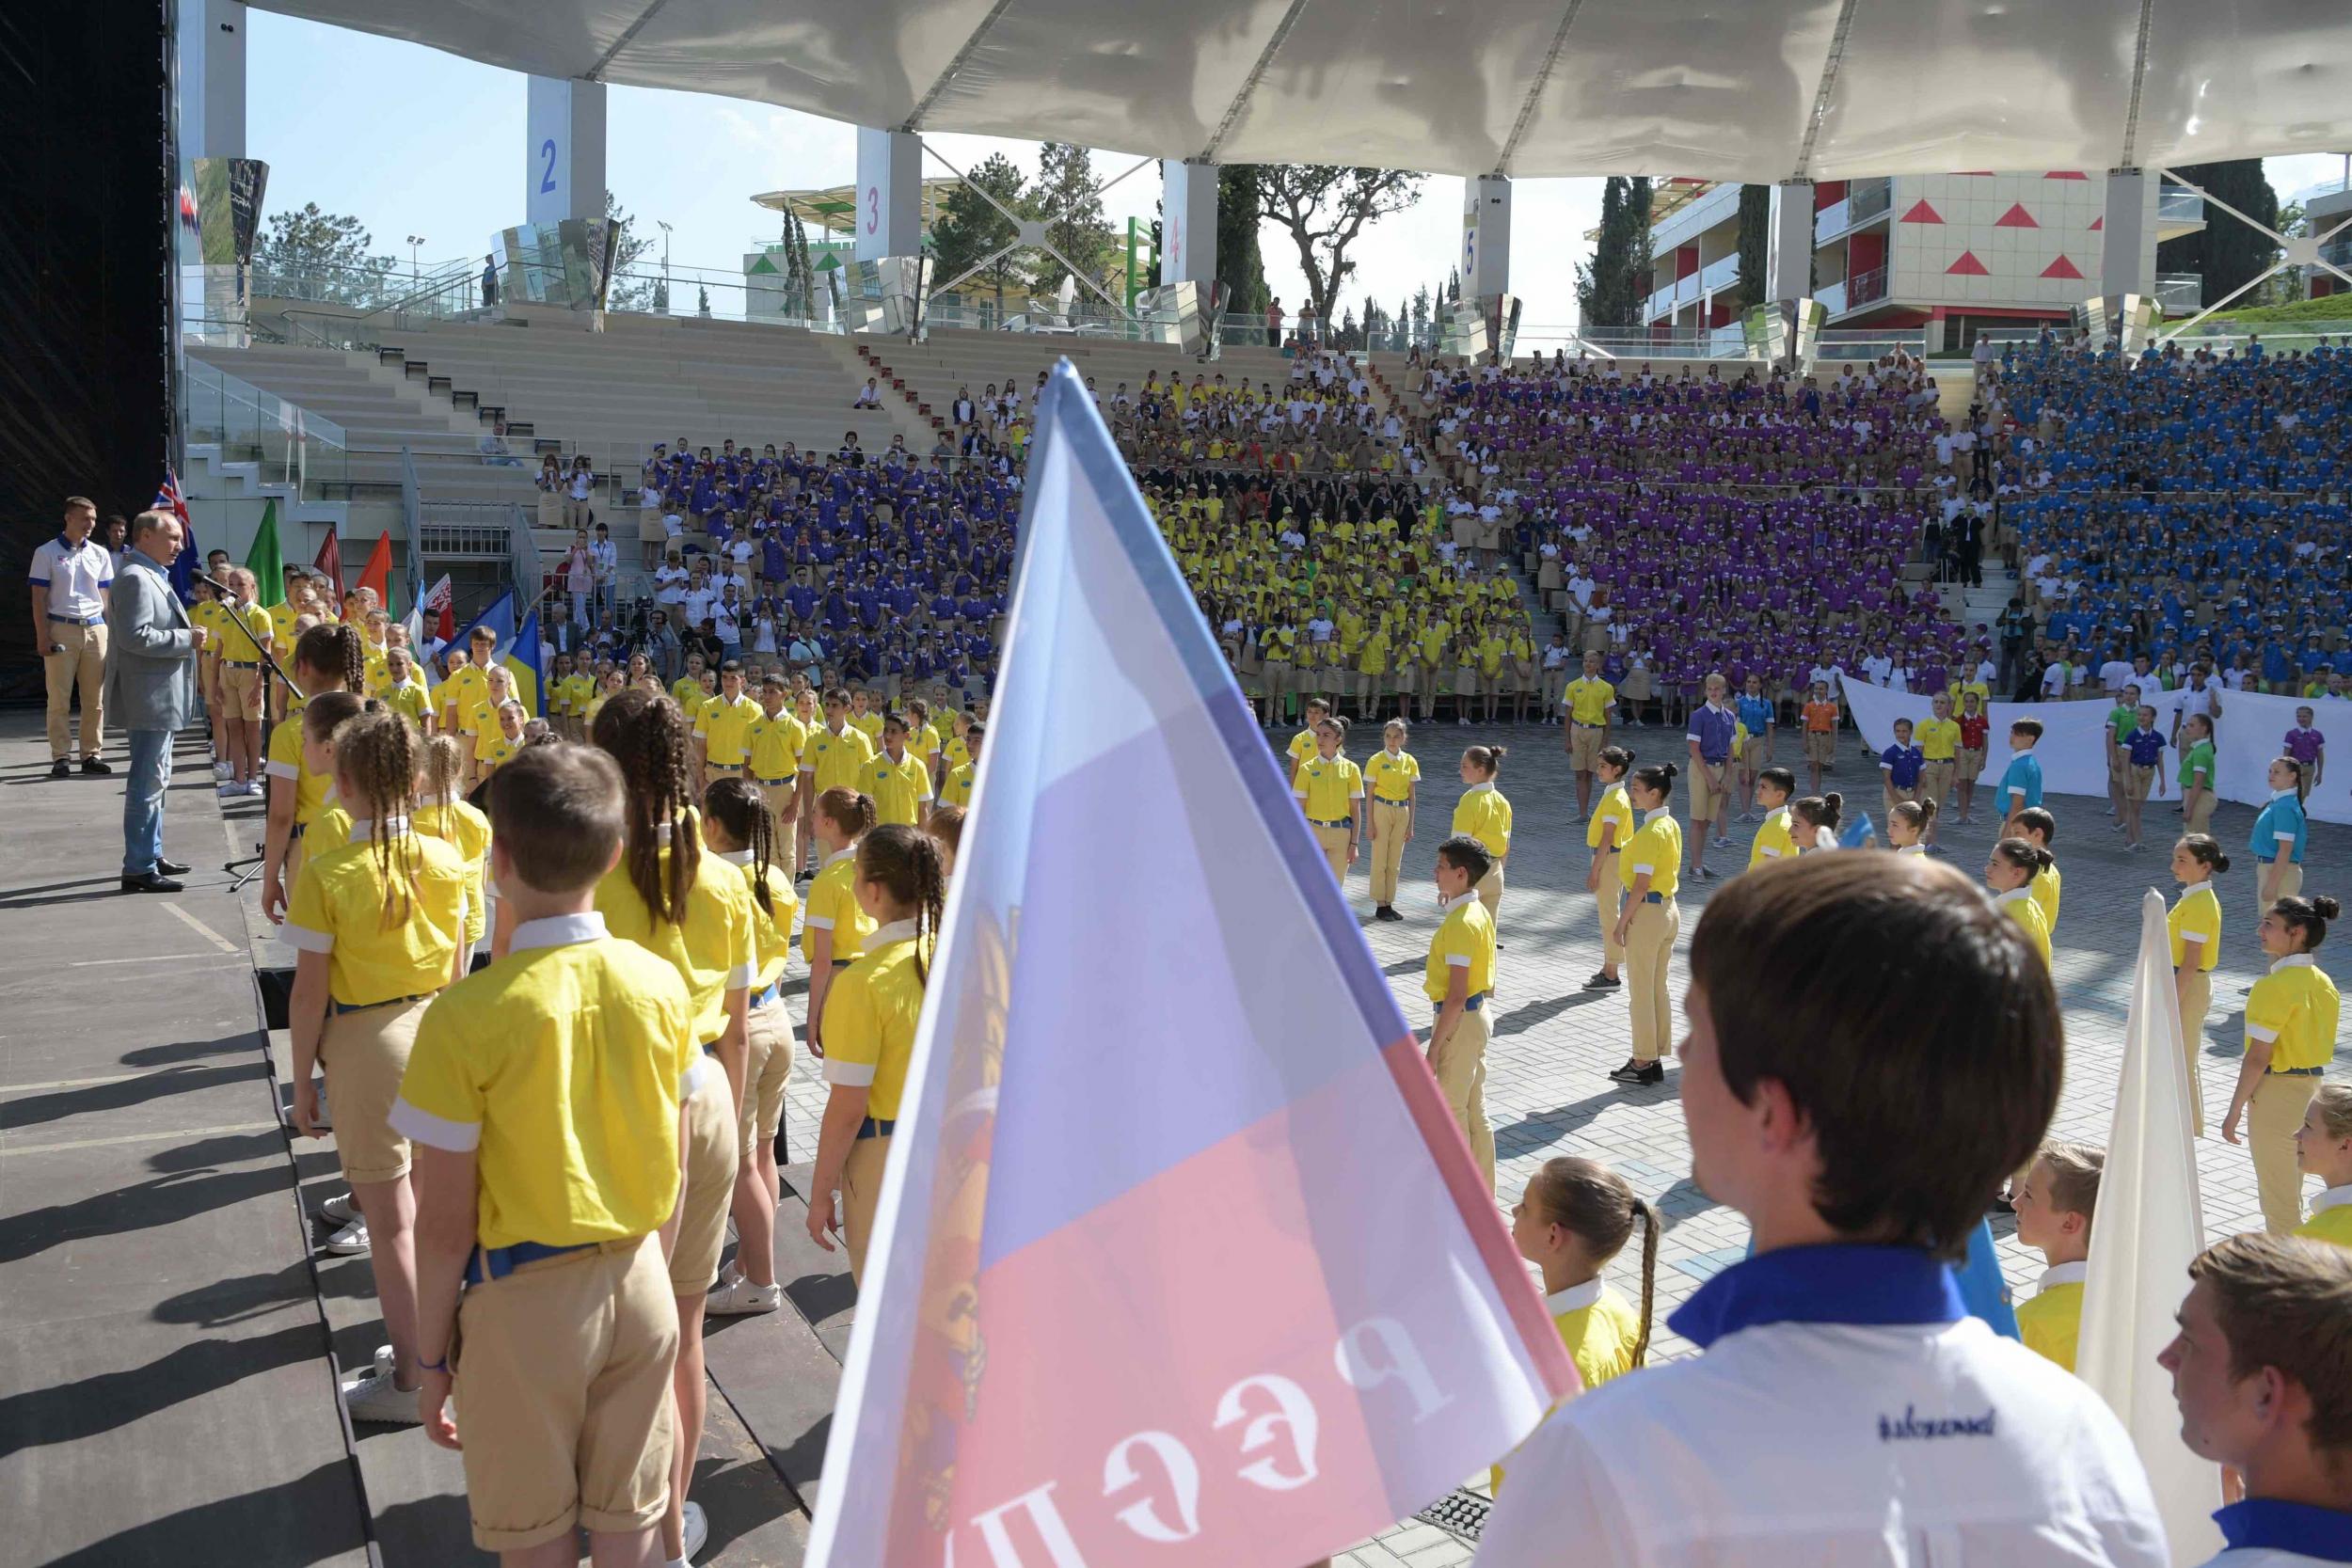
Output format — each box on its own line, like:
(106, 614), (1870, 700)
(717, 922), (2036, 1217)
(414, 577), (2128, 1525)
(2167, 886), (2221, 971)
(2247, 966), (2338, 1071)
(2030, 863), (2061, 933)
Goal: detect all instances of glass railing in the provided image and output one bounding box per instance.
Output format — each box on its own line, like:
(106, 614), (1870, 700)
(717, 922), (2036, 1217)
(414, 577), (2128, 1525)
(2154, 273), (2202, 315)
(2158, 184), (2204, 225)
(180, 357), (348, 501)
(252, 255), (472, 310)
(1846, 266), (1889, 309)
(1817, 279), (1848, 317)
(1850, 179), (1893, 226)
(1699, 254), (1740, 294)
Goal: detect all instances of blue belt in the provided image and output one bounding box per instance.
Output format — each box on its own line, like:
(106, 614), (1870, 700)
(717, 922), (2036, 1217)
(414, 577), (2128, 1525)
(707, 762), (743, 773)
(833, 958), (853, 970)
(223, 658), (260, 668)
(47, 611), (103, 626)
(1463, 992), (1487, 1012)
(330, 990), (435, 1016)
(856, 1116), (896, 1140)
(751, 981), (782, 1009)
(468, 1240), (596, 1285)
(753, 776), (792, 787)
(2272, 1065), (2325, 1077)
(1307, 816), (1352, 829)
(1641, 891), (1665, 903)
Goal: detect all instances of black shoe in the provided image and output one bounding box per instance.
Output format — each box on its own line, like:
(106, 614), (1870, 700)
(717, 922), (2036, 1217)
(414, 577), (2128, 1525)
(120, 871), (184, 894)
(1374, 905), (1399, 922)
(155, 857), (191, 876)
(1583, 972), (1622, 990)
(50, 758), (70, 779)
(81, 756), (112, 775)
(1621, 1061), (1666, 1086)
(1605, 1058), (1645, 1083)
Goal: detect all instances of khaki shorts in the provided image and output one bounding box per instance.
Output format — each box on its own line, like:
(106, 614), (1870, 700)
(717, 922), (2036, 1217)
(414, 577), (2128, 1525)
(320, 995), (430, 1184)
(454, 1235), (678, 1552)
(1688, 762), (1729, 821)
(2128, 763), (2155, 801)
(1804, 730), (1836, 766)
(843, 1131), (891, 1286)
(1919, 759), (1956, 803)
(671, 1065), (737, 1294)
(1959, 746), (1985, 780)
(1740, 736), (1768, 771)
(1568, 723), (1605, 771)
(220, 662), (265, 721)
(740, 1001), (795, 1155)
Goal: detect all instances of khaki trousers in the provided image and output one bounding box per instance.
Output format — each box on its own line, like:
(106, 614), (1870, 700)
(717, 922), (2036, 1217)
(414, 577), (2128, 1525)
(1475, 860), (1504, 925)
(1627, 896), (1680, 1065)
(43, 619), (106, 759)
(843, 1132), (892, 1285)
(2178, 969), (2211, 1138)
(1369, 800), (1410, 906)
(1596, 851), (1625, 965)
(1310, 822), (1352, 885)
(2257, 862), (2304, 926)
(1428, 1006), (1494, 1191)
(2250, 1071), (2323, 1233)
(2185, 790), (2217, 835)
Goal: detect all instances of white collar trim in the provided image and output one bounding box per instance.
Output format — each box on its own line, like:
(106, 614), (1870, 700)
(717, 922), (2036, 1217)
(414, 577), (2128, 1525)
(822, 845), (859, 869)
(1994, 885), (2033, 907)
(2039, 1260), (2089, 1291)
(1545, 1278), (1605, 1315)
(869, 917), (919, 946)
(511, 912), (608, 953)
(1642, 804), (1673, 825)
(719, 847), (754, 866)
(1463, 780), (1493, 795)
(2308, 1184), (2352, 1217)
(2271, 954), (2316, 974)
(1438, 889), (1480, 913)
(345, 816), (411, 844)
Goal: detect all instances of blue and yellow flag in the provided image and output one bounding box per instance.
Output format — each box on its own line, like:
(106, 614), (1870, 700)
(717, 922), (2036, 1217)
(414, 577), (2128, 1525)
(446, 590), (540, 717)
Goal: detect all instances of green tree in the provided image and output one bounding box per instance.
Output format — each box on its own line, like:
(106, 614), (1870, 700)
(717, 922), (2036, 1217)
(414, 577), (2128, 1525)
(1257, 166), (1425, 329)
(252, 204), (397, 305)
(1030, 142), (1114, 300)
(2156, 162), (2281, 309)
(1576, 175), (1653, 328)
(1736, 182), (1772, 306)
(1409, 284), (1431, 346)
(603, 191), (660, 310)
(932, 152), (1034, 323)
(1216, 166), (1268, 316)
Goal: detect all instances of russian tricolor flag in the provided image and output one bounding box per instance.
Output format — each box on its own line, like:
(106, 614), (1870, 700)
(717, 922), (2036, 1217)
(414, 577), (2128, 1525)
(808, 362), (1573, 1568)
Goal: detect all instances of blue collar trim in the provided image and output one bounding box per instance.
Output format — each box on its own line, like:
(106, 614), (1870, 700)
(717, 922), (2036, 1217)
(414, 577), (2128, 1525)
(1668, 1244), (1966, 1350)
(2216, 1499), (2352, 1561)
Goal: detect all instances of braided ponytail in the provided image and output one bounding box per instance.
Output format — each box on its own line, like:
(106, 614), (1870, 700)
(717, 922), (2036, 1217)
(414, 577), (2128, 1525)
(704, 777), (775, 917)
(857, 823), (946, 984)
(335, 709), (421, 927)
(593, 689), (701, 923)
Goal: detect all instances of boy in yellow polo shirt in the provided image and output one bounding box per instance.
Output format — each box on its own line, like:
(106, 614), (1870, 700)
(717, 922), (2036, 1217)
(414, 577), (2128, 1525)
(748, 673), (805, 835)
(863, 713), (934, 829)
(799, 689), (878, 875)
(940, 721), (982, 810)
(694, 659), (761, 789)
(1425, 834), (1500, 1192)
(394, 743), (698, 1560)
(1915, 693), (1963, 850)
(2012, 1141), (2103, 1371)
(1561, 651), (1615, 817)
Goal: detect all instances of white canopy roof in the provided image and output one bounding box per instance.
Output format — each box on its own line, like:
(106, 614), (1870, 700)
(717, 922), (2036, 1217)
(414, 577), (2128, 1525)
(251, 0), (2352, 179)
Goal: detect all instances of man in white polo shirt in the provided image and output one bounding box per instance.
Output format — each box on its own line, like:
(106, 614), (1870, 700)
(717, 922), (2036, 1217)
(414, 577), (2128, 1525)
(28, 496), (115, 778)
(1479, 854), (2166, 1568)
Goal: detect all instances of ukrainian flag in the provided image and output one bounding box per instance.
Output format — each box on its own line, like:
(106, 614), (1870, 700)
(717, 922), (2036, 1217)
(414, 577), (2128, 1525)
(446, 589), (543, 717)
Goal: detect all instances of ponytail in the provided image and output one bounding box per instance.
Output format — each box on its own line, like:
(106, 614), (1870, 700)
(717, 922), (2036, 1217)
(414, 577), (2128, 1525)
(593, 689), (699, 923)
(419, 733), (468, 807)
(858, 823), (946, 984)
(334, 708), (421, 928)
(294, 622), (365, 694)
(1521, 1156), (1658, 1368)
(705, 777), (775, 916)
(817, 785), (878, 841)
(1465, 743), (1506, 777)
(2279, 755), (2312, 803)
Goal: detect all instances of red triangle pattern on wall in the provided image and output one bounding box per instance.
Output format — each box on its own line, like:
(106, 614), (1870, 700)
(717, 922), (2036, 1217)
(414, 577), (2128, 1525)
(2090, 215), (2105, 230)
(1900, 199), (1944, 224)
(1994, 202), (2040, 229)
(2041, 254), (2084, 279)
(2044, 170), (2090, 180)
(1947, 250), (1991, 277)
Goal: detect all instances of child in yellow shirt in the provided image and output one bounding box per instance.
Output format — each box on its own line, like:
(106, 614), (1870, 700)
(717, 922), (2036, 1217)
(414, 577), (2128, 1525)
(2294, 1082), (2352, 1247)
(2011, 1141), (2104, 1372)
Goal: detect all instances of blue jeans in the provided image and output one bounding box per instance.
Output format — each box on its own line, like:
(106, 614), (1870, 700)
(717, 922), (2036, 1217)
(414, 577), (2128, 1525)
(122, 728), (172, 876)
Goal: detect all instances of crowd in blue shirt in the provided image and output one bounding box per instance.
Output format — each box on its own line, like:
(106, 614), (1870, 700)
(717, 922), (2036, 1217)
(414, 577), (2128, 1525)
(1994, 339), (2351, 691)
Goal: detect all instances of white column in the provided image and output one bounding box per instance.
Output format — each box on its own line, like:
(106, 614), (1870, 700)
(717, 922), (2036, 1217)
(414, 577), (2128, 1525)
(1463, 175), (1512, 297)
(1766, 179), (1814, 301)
(855, 128), (923, 261)
(178, 0), (247, 161)
(1161, 159), (1219, 285)
(526, 76), (607, 228)
(2101, 167), (2152, 297)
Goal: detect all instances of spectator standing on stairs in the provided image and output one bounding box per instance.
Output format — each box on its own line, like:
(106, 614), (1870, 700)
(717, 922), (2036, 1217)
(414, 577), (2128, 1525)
(479, 252), (499, 307)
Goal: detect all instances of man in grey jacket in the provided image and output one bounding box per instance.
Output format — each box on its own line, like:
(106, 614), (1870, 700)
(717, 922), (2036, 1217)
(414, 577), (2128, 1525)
(104, 511), (206, 892)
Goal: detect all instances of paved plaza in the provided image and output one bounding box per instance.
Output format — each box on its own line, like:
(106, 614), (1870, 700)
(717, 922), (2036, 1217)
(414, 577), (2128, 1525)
(774, 716), (2350, 1566)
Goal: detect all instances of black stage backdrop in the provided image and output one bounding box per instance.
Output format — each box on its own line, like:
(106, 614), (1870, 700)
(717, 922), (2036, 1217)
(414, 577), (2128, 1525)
(0, 0), (174, 698)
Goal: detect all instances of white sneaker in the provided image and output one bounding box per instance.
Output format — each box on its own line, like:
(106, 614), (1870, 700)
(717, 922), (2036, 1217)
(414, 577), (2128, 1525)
(219, 781), (245, 799)
(319, 1191), (358, 1226)
(342, 1368), (424, 1425)
(682, 1500), (708, 1560)
(705, 1278), (781, 1316)
(213, 760), (231, 780)
(246, 780), (267, 797)
(325, 1216), (372, 1256)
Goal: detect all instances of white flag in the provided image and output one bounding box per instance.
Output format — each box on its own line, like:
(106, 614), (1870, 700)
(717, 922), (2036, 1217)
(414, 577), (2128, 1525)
(2075, 888), (2224, 1565)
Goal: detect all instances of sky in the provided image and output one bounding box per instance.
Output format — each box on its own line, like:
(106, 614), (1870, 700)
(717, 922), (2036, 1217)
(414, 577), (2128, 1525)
(247, 13), (2346, 335)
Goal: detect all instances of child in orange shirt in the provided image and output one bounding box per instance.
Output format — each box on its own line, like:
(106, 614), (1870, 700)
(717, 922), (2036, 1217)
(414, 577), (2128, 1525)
(1800, 681), (1840, 797)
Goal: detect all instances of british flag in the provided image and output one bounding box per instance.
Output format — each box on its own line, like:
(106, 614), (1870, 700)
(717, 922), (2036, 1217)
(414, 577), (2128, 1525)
(155, 468), (198, 603)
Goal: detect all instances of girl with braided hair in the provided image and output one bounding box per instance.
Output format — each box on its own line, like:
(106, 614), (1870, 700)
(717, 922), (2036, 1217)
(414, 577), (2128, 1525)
(281, 704), (470, 1427)
(589, 689), (754, 1566)
(702, 776), (799, 1317)
(412, 733), (489, 963)
(808, 822), (945, 1284)
(803, 785), (878, 1058)
(262, 621), (368, 924)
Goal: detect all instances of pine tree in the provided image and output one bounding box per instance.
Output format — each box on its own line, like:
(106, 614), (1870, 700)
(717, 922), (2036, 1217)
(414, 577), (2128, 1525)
(1736, 182), (1772, 306)
(1575, 176), (1654, 329)
(1216, 166), (1268, 315)
(1031, 142), (1114, 298)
